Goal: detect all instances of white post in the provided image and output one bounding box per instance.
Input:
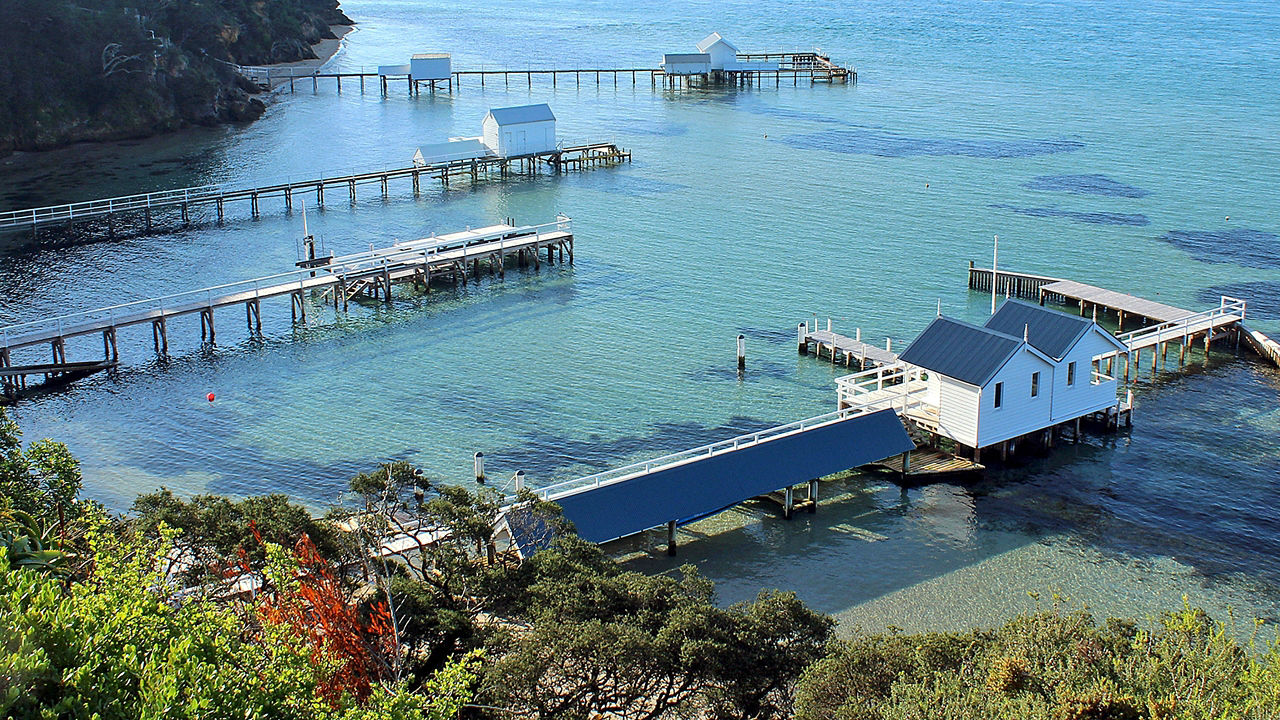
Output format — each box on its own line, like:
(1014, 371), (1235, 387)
(474, 452), (485, 483)
(737, 334), (746, 370)
(991, 234), (999, 315)
(513, 470), (525, 492)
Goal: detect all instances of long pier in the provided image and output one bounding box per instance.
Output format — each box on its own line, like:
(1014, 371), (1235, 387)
(232, 50), (856, 95)
(0, 216), (574, 374)
(0, 143), (628, 237)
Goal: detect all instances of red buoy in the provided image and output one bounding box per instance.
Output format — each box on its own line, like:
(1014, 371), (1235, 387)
(206, 392), (216, 403)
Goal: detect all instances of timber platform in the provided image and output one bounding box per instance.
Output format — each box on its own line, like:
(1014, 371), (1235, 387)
(798, 318), (898, 368)
(0, 143), (628, 237)
(0, 217), (574, 376)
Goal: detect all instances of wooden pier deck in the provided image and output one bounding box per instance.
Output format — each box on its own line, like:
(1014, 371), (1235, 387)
(0, 217), (573, 371)
(0, 143), (627, 236)
(798, 320), (898, 368)
(967, 262), (1279, 371)
(872, 449), (984, 481)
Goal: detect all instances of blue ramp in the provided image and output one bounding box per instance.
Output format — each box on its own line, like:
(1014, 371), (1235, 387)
(540, 409), (914, 544)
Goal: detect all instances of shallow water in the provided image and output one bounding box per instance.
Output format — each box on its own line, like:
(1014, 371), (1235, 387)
(2, 0), (1278, 630)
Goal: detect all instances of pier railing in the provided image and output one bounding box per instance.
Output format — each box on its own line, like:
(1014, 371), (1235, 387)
(967, 263), (1062, 300)
(0, 216), (572, 348)
(0, 186), (223, 229)
(1115, 296), (1246, 351)
(535, 409), (867, 501)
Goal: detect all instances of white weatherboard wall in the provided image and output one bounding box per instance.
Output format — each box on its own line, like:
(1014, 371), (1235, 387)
(1050, 328), (1125, 423)
(697, 33), (739, 70)
(482, 105), (556, 157)
(936, 375), (981, 447)
(662, 53), (711, 75)
(975, 350), (1055, 447)
(410, 53), (451, 80)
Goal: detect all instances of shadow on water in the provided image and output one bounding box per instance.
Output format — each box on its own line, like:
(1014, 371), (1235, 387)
(482, 415), (778, 482)
(776, 129), (1085, 158)
(1022, 174), (1150, 198)
(1196, 281), (1280, 320)
(1159, 228), (1280, 269)
(989, 203), (1151, 227)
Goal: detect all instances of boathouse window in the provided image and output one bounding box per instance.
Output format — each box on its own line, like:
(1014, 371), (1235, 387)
(994, 382), (1003, 408)
(1031, 372), (1040, 398)
(1067, 362), (1076, 386)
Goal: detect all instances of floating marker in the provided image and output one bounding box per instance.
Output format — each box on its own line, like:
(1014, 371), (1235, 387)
(206, 392), (216, 402)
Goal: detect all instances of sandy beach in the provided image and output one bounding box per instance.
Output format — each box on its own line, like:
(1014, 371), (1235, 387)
(259, 24), (355, 88)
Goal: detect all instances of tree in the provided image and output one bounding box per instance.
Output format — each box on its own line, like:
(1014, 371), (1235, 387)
(477, 536), (833, 719)
(130, 488), (348, 585)
(0, 514), (476, 719)
(0, 408), (85, 534)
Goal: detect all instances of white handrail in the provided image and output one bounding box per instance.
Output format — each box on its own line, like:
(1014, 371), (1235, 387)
(535, 408), (865, 501)
(0, 217), (572, 340)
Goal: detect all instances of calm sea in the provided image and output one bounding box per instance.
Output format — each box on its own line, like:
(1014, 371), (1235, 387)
(2, 0), (1278, 633)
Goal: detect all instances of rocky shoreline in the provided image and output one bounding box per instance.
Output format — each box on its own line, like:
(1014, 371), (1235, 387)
(0, 0), (352, 156)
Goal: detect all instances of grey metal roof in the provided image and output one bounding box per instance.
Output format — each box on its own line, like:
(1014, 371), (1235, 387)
(486, 104), (555, 126)
(898, 316), (1022, 387)
(984, 299), (1090, 360)
(697, 32), (738, 53)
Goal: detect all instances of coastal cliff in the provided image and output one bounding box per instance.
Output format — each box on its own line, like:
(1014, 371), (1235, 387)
(0, 0), (352, 155)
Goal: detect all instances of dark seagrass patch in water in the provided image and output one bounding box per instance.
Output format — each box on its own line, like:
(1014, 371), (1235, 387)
(1195, 281), (1280, 319)
(777, 129), (1084, 158)
(1023, 174), (1150, 198)
(989, 203), (1150, 226)
(1159, 228), (1280, 269)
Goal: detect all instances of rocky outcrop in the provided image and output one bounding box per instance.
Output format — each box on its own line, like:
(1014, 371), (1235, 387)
(0, 0), (351, 155)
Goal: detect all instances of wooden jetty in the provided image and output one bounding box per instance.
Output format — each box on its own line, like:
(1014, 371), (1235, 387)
(798, 318), (898, 368)
(230, 50), (855, 95)
(0, 217), (574, 376)
(966, 262), (1278, 374)
(0, 359), (115, 401)
(0, 143), (628, 237)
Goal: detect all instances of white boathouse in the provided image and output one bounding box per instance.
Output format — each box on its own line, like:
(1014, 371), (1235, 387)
(696, 32), (739, 70)
(410, 53), (451, 80)
(836, 300), (1129, 459)
(482, 104), (557, 157)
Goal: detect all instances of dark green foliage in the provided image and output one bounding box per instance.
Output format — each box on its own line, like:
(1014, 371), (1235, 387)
(0, 0), (351, 152)
(129, 488), (347, 583)
(794, 604), (1280, 720)
(476, 535), (834, 719)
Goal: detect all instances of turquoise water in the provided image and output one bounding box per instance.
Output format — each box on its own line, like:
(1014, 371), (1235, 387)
(2, 0), (1279, 631)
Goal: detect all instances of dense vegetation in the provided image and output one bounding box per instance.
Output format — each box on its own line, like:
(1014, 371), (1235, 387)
(0, 0), (352, 153)
(3, 408), (1280, 718)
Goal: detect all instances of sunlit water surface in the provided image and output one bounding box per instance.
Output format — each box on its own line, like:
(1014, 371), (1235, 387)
(2, 0), (1278, 634)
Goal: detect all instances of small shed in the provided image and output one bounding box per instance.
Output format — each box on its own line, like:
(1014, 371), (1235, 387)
(410, 53), (451, 81)
(661, 53), (711, 76)
(696, 32), (740, 70)
(481, 104), (557, 157)
(377, 63), (411, 77)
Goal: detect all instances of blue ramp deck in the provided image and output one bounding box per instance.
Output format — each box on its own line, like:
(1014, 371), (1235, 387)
(538, 409), (914, 544)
